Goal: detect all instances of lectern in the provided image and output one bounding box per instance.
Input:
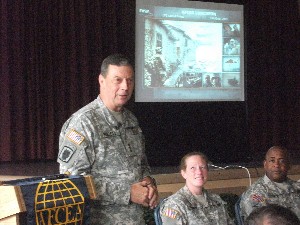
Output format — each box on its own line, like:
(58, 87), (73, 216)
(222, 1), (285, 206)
(0, 174), (96, 225)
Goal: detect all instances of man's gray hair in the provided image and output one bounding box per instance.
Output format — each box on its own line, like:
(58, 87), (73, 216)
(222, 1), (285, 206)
(100, 54), (132, 77)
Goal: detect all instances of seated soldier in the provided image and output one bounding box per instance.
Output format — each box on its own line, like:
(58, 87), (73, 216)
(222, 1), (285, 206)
(239, 146), (300, 222)
(160, 151), (234, 225)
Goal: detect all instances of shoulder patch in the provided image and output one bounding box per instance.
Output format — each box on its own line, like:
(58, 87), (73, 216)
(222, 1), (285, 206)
(163, 208), (180, 219)
(129, 127), (142, 135)
(58, 146), (75, 163)
(251, 194), (266, 203)
(67, 129), (85, 145)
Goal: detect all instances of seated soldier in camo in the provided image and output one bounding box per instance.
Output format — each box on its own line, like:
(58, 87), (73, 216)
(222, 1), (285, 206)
(239, 146), (300, 222)
(160, 151), (234, 225)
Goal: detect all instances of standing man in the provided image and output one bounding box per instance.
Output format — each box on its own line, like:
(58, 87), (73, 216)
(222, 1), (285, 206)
(239, 146), (300, 222)
(57, 54), (158, 225)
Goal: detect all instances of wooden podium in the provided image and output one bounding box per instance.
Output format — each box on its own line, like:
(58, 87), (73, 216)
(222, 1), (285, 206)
(0, 175), (96, 225)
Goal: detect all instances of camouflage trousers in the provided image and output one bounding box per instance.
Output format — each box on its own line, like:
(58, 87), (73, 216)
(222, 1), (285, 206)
(89, 203), (146, 225)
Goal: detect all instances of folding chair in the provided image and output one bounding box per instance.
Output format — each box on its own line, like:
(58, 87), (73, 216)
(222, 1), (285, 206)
(154, 199), (164, 225)
(235, 196), (244, 225)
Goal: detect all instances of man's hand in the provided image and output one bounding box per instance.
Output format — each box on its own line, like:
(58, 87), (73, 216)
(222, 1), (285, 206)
(146, 183), (159, 209)
(130, 179), (159, 208)
(130, 181), (150, 207)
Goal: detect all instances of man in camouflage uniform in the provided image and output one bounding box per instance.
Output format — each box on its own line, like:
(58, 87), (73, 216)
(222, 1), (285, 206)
(240, 146), (300, 222)
(160, 152), (234, 225)
(57, 54), (158, 225)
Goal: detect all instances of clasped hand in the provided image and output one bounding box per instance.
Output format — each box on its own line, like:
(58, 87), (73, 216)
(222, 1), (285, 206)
(130, 179), (158, 209)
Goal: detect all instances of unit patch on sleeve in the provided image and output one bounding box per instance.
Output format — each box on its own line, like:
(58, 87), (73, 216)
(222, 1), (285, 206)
(58, 146), (75, 163)
(67, 129), (85, 145)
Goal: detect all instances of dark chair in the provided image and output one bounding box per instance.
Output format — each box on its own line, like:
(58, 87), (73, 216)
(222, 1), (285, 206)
(235, 196), (244, 225)
(154, 199), (165, 225)
(219, 193), (239, 221)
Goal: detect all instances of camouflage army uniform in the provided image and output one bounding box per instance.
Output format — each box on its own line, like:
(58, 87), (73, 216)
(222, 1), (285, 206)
(57, 97), (151, 225)
(240, 174), (300, 221)
(160, 185), (234, 225)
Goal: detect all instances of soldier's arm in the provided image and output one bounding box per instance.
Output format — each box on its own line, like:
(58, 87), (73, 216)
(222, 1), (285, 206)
(57, 119), (94, 176)
(240, 185), (268, 220)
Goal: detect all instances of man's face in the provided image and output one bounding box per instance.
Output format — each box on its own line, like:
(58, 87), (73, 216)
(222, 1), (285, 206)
(99, 64), (134, 112)
(264, 148), (290, 183)
(181, 155), (208, 194)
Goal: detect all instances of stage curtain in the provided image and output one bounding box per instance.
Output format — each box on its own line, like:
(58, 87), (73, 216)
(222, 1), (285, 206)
(0, 0), (135, 161)
(0, 0), (299, 162)
(244, 0), (300, 158)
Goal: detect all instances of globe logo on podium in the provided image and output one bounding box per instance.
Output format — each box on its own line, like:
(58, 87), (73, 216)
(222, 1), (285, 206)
(34, 179), (85, 225)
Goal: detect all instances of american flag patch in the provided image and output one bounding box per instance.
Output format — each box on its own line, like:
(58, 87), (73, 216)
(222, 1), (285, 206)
(251, 194), (265, 203)
(163, 208), (179, 219)
(67, 129), (84, 145)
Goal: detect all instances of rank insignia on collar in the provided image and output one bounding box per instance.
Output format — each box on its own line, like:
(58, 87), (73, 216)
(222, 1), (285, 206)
(163, 208), (179, 219)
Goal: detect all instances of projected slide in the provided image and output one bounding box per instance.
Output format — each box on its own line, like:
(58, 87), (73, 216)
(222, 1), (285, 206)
(135, 0), (244, 102)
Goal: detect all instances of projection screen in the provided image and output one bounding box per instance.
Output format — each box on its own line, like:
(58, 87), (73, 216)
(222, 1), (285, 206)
(135, 0), (244, 102)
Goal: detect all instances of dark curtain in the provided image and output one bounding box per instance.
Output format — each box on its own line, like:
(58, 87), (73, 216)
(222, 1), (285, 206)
(244, 0), (300, 158)
(0, 0), (299, 163)
(0, 0), (135, 161)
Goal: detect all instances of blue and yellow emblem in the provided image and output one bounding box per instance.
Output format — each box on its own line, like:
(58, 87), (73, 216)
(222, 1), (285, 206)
(35, 179), (85, 225)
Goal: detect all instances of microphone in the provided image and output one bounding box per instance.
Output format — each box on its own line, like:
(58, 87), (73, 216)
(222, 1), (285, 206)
(208, 163), (252, 186)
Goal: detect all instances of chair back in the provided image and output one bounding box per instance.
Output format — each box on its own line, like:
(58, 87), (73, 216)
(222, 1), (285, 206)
(154, 199), (164, 225)
(235, 196), (244, 225)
